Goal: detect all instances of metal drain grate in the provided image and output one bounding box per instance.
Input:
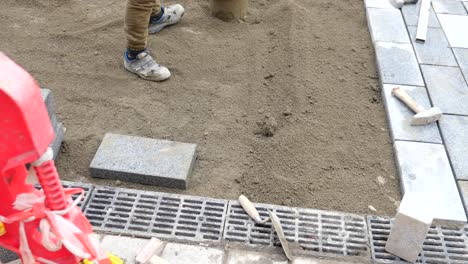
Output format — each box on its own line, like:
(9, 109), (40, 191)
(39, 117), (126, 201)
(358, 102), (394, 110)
(224, 202), (369, 257)
(368, 216), (468, 263)
(84, 186), (228, 242)
(34, 181), (93, 210)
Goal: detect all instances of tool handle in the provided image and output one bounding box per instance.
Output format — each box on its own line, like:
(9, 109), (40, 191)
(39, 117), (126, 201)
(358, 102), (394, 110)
(239, 195), (262, 223)
(391, 87), (424, 113)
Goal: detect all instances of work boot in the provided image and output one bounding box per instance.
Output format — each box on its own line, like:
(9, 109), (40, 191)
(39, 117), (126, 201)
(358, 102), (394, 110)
(124, 50), (171, 81)
(149, 4), (185, 34)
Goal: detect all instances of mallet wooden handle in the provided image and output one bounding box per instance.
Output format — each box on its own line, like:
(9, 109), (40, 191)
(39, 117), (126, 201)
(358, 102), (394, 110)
(391, 87), (424, 113)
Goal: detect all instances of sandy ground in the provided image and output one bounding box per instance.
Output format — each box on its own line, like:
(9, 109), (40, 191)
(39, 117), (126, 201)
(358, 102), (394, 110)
(0, 0), (401, 215)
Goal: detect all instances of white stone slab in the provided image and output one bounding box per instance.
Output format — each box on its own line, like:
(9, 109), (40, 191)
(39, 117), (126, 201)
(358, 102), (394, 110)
(226, 250), (287, 264)
(407, 26), (457, 66)
(385, 192), (433, 262)
(421, 65), (468, 115)
(394, 141), (467, 223)
(402, 2), (441, 28)
(382, 84), (442, 143)
(439, 114), (468, 180)
(438, 14), (468, 48)
(367, 8), (410, 43)
(453, 48), (468, 81)
(464, 1), (468, 10)
(375, 42), (425, 86)
(365, 0), (395, 8)
(432, 0), (467, 15)
(459, 181), (468, 212)
(161, 243), (224, 264)
(100, 235), (151, 264)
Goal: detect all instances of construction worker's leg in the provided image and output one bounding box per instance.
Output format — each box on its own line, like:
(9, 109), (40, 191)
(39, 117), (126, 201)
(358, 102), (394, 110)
(151, 0), (162, 19)
(123, 0), (171, 81)
(125, 0), (156, 52)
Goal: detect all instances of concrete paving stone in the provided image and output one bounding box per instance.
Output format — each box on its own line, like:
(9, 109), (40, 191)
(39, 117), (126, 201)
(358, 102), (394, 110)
(375, 42), (425, 86)
(225, 249), (287, 264)
(432, 0), (467, 15)
(459, 181), (468, 212)
(291, 258), (357, 264)
(421, 65), (468, 115)
(161, 243), (224, 264)
(453, 48), (468, 81)
(367, 8), (410, 43)
(407, 26), (457, 66)
(51, 122), (64, 160)
(382, 84), (442, 143)
(393, 140), (467, 223)
(90, 133), (197, 189)
(385, 192), (433, 262)
(364, 0), (394, 8)
(402, 1), (440, 28)
(100, 235), (151, 264)
(438, 14), (468, 48)
(41, 88), (58, 129)
(439, 114), (468, 180)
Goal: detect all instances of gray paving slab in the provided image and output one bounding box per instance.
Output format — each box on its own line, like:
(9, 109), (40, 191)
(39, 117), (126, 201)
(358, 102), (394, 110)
(225, 250), (287, 264)
(393, 140), (467, 223)
(439, 114), (468, 180)
(459, 181), (468, 213)
(432, 0), (467, 15)
(51, 122), (64, 160)
(381, 84), (442, 143)
(375, 42), (425, 86)
(438, 14), (468, 48)
(421, 65), (468, 115)
(40, 88), (58, 129)
(90, 133), (197, 189)
(407, 26), (458, 66)
(367, 8), (410, 43)
(453, 48), (468, 82)
(402, 1), (440, 28)
(100, 235), (150, 264)
(161, 243), (224, 264)
(364, 0), (394, 8)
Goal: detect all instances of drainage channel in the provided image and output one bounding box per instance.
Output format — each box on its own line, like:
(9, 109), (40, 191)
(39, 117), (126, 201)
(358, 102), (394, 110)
(2, 181), (468, 264)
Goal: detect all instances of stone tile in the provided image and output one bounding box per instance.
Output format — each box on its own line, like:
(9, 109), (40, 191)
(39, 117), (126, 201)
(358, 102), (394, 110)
(51, 122), (65, 160)
(439, 114), (468, 180)
(394, 141), (467, 223)
(226, 249), (287, 264)
(458, 180), (468, 212)
(292, 258), (356, 264)
(367, 8), (410, 43)
(453, 48), (468, 81)
(90, 133), (197, 189)
(161, 243), (224, 264)
(364, 0), (394, 8)
(375, 42), (425, 86)
(385, 192), (433, 262)
(407, 26), (457, 66)
(382, 84), (442, 143)
(438, 14), (468, 48)
(432, 0), (467, 15)
(421, 65), (468, 115)
(402, 1), (440, 28)
(100, 235), (150, 264)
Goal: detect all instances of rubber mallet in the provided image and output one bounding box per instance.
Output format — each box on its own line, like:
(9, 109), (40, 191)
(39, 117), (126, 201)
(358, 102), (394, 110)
(391, 87), (442, 126)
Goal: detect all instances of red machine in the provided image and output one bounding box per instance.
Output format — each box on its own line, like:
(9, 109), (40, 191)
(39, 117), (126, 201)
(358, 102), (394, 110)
(0, 53), (120, 264)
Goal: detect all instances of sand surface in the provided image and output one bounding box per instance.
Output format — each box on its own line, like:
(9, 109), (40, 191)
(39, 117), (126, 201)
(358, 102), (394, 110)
(0, 0), (401, 215)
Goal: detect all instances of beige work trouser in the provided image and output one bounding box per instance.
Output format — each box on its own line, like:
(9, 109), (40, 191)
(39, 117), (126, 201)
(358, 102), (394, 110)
(125, 0), (162, 50)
